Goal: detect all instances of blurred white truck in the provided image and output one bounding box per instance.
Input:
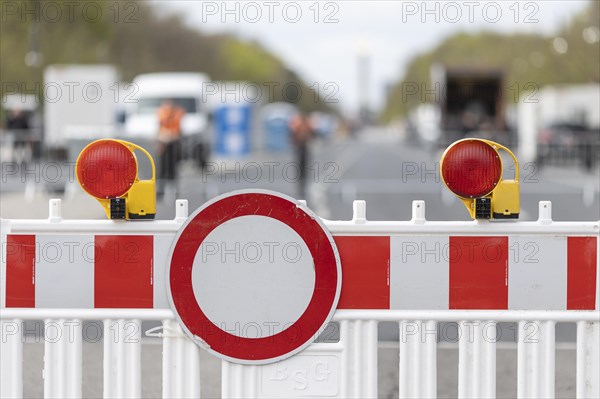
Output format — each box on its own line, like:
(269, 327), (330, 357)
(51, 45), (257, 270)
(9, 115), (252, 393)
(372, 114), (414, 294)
(43, 64), (120, 159)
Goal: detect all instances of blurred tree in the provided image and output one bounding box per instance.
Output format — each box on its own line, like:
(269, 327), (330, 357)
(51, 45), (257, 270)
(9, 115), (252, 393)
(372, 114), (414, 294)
(381, 1), (599, 122)
(0, 0), (332, 114)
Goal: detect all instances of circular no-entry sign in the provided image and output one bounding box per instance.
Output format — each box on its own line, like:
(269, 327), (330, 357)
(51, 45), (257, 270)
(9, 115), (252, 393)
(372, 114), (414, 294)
(167, 190), (341, 364)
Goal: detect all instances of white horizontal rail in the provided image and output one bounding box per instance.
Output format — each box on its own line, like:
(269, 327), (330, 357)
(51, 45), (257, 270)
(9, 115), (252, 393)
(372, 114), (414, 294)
(4, 218), (598, 236)
(325, 221), (599, 236)
(335, 310), (600, 322)
(0, 309), (174, 320)
(2, 308), (598, 322)
(3, 220), (183, 234)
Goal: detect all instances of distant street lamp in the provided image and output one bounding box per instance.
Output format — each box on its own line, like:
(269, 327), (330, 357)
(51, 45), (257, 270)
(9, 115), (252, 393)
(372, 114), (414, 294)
(357, 38), (371, 125)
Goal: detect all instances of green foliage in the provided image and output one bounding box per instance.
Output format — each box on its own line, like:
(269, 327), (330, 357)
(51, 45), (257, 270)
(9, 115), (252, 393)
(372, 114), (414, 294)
(0, 0), (331, 112)
(381, 1), (600, 122)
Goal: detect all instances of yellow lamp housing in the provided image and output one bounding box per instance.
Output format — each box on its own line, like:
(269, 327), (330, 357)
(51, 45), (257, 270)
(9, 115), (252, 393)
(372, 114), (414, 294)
(76, 139), (156, 220)
(440, 138), (520, 220)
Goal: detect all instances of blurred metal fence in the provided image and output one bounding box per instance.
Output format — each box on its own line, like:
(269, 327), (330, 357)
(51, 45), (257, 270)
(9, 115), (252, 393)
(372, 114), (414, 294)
(0, 128), (43, 163)
(438, 130), (600, 171)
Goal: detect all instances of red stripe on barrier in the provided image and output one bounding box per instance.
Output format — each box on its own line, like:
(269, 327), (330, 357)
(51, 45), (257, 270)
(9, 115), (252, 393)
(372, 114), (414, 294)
(94, 235), (153, 308)
(449, 236), (508, 309)
(335, 236), (390, 309)
(567, 237), (597, 310)
(6, 235), (36, 308)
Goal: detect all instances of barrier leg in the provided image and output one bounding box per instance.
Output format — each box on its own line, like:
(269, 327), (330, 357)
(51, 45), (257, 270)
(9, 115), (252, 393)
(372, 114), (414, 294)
(458, 320), (496, 398)
(0, 319), (23, 399)
(399, 320), (437, 398)
(577, 321), (600, 399)
(221, 362), (248, 398)
(517, 320), (555, 398)
(342, 320), (378, 398)
(162, 319), (201, 398)
(43, 319), (82, 398)
(103, 319), (141, 398)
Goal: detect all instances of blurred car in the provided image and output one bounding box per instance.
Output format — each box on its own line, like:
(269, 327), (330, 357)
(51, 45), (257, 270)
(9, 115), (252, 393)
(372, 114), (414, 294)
(537, 122), (600, 170)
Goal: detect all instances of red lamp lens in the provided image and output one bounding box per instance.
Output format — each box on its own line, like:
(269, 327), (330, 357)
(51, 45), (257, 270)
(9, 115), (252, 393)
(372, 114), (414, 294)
(441, 140), (501, 198)
(77, 140), (137, 198)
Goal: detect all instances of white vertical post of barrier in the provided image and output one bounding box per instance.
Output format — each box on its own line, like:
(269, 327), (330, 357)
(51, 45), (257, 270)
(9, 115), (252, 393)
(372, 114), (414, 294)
(103, 319), (141, 398)
(398, 202), (435, 398)
(175, 200), (189, 223)
(161, 319), (201, 398)
(221, 362), (249, 398)
(48, 199), (62, 223)
(517, 320), (556, 398)
(399, 320), (437, 398)
(577, 321), (600, 398)
(411, 200), (426, 224)
(352, 200), (367, 224)
(42, 319), (82, 398)
(43, 203), (85, 397)
(0, 319), (23, 399)
(458, 320), (496, 398)
(340, 319), (378, 398)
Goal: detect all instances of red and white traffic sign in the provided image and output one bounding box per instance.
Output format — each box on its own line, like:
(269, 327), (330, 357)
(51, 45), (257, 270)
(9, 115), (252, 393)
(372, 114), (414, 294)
(166, 190), (342, 364)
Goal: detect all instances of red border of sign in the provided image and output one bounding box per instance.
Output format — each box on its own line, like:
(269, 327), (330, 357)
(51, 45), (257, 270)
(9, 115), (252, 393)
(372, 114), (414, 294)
(167, 190), (341, 364)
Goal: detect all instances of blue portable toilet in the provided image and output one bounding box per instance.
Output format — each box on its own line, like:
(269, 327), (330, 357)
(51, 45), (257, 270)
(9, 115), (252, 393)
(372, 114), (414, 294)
(214, 104), (252, 157)
(261, 102), (297, 152)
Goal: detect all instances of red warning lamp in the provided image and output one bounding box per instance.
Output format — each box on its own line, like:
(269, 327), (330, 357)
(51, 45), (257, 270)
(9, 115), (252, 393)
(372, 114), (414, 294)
(77, 140), (137, 199)
(441, 139), (502, 198)
(440, 139), (520, 220)
(76, 139), (156, 220)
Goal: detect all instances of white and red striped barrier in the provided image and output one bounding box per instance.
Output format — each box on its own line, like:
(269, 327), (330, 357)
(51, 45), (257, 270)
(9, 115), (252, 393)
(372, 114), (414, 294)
(1, 197), (599, 398)
(2, 202), (597, 312)
(3, 233), (597, 311)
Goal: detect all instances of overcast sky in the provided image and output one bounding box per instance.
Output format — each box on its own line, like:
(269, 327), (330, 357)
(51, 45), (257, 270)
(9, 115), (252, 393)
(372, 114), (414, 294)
(157, 1), (589, 114)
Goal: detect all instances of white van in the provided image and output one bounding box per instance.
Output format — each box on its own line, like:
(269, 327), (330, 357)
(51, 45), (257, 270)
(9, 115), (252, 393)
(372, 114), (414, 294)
(124, 72), (212, 166)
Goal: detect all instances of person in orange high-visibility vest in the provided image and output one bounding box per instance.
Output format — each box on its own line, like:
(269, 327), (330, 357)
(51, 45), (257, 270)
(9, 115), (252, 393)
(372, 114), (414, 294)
(157, 100), (185, 197)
